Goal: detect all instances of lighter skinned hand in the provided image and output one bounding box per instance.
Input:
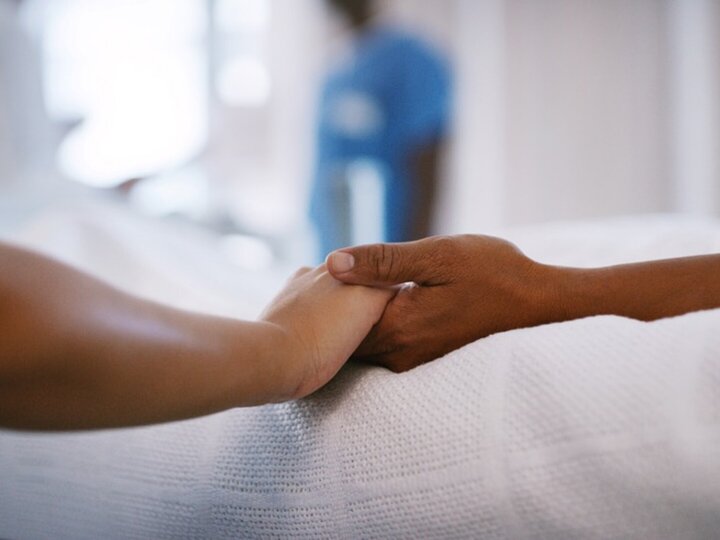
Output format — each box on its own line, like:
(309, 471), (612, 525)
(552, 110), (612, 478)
(326, 235), (555, 372)
(260, 264), (394, 398)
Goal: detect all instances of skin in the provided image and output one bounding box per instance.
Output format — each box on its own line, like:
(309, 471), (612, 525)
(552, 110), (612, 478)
(408, 140), (442, 240)
(0, 242), (392, 431)
(325, 0), (375, 30)
(326, 234), (720, 372)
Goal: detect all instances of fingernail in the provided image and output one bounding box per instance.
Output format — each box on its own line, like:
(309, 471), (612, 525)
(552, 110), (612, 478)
(328, 251), (355, 273)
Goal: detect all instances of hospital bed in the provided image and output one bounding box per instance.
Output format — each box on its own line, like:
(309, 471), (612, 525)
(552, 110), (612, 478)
(1, 201), (719, 539)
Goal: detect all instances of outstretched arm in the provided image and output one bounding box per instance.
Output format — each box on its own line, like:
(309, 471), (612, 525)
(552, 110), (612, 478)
(0, 243), (392, 430)
(407, 140), (442, 240)
(326, 235), (720, 372)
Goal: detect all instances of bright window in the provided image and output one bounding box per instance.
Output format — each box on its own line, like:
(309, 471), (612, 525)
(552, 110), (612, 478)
(39, 0), (208, 187)
(214, 0), (271, 107)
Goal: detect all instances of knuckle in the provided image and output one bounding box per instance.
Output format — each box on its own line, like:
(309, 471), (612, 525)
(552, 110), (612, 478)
(386, 361), (407, 374)
(430, 235), (474, 271)
(368, 243), (399, 282)
(429, 235), (460, 261)
(383, 353), (415, 373)
(371, 350), (406, 373)
(292, 266), (312, 278)
(431, 235), (456, 251)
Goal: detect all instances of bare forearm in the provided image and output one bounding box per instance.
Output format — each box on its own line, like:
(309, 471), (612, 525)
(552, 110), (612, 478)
(1, 317), (284, 431)
(408, 141), (441, 240)
(0, 244), (289, 430)
(544, 255), (720, 324)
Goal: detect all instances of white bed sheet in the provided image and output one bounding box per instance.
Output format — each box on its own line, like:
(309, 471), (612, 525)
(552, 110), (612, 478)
(1, 207), (719, 539)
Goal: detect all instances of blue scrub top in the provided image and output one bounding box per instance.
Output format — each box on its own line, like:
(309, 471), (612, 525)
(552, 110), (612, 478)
(310, 26), (451, 257)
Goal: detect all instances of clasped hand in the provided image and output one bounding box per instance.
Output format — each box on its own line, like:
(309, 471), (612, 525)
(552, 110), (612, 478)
(269, 235), (548, 385)
(325, 235), (554, 373)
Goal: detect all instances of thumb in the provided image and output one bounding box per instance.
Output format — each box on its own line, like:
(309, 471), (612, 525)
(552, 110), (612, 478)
(326, 237), (447, 286)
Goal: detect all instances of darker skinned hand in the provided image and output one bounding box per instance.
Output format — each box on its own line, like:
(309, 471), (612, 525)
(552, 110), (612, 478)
(326, 235), (556, 372)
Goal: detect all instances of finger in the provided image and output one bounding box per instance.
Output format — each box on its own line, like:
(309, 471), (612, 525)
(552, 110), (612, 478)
(357, 336), (448, 373)
(365, 354), (406, 373)
(350, 287), (412, 360)
(348, 305), (395, 357)
(354, 284), (443, 371)
(352, 325), (389, 358)
(326, 236), (453, 287)
(356, 349), (423, 374)
(288, 266), (312, 281)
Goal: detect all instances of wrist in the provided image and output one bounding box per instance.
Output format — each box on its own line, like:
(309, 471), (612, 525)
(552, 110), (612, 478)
(232, 321), (298, 406)
(204, 319), (294, 409)
(537, 263), (605, 324)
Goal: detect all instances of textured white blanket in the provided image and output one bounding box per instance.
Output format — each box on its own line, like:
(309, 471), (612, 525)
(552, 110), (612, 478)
(1, 208), (719, 539)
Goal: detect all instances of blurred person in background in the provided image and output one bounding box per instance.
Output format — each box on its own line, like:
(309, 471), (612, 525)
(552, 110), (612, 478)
(309, 0), (452, 261)
(0, 0), (62, 230)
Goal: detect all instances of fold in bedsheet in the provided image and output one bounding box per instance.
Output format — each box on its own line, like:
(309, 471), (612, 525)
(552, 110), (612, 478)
(1, 307), (719, 539)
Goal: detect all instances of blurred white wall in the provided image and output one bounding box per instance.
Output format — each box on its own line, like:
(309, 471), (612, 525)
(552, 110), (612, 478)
(502, 0), (670, 225)
(268, 0), (719, 236)
(669, 0), (720, 216)
(443, 0), (720, 233)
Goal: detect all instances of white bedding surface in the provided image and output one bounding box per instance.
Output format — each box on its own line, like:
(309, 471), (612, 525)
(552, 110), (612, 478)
(1, 206), (719, 539)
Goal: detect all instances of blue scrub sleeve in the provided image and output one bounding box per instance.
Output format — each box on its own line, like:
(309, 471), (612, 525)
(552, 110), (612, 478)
(398, 42), (452, 146)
